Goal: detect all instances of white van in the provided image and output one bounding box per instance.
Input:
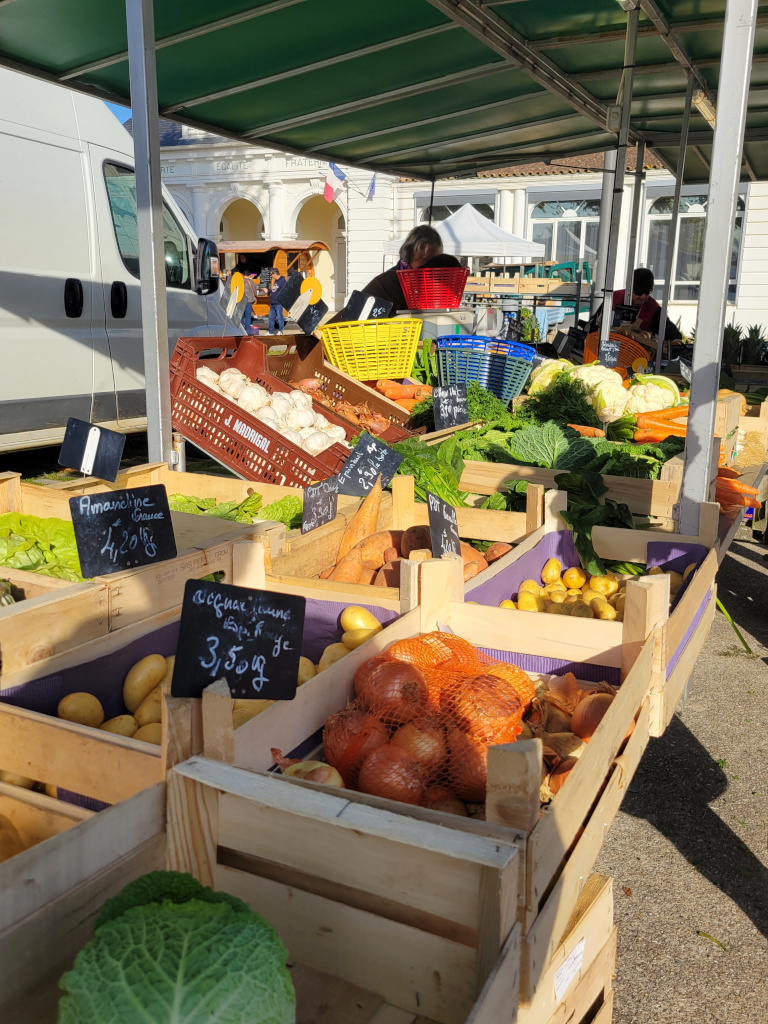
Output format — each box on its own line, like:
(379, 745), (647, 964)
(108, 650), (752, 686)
(0, 68), (235, 453)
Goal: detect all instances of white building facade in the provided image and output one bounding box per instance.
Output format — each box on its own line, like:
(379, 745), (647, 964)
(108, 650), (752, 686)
(158, 123), (767, 332)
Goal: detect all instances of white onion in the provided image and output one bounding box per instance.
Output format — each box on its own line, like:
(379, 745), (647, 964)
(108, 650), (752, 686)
(289, 390), (313, 410)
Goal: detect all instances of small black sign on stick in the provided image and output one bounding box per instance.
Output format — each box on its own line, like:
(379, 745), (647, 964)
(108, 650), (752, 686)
(432, 384), (469, 432)
(59, 418), (126, 483)
(336, 432), (404, 497)
(297, 300), (328, 334)
(69, 485), (177, 577)
(612, 304), (639, 329)
(597, 333), (621, 369)
(302, 476), (339, 534)
(172, 580), (306, 700)
(338, 290), (393, 322)
(426, 491), (461, 558)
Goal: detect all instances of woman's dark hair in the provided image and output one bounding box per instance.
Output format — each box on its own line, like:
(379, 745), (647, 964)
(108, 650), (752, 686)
(420, 254), (462, 270)
(633, 267), (654, 296)
(399, 225), (443, 266)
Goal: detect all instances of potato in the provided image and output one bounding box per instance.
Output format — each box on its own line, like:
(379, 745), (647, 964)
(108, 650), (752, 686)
(58, 692), (104, 728)
(564, 595), (582, 605)
(341, 627), (381, 650)
(683, 562), (697, 582)
(318, 643), (350, 673)
(566, 588), (583, 597)
(581, 589), (603, 606)
(134, 723), (162, 745)
(591, 598), (617, 620)
(44, 783), (58, 799)
(548, 590), (567, 604)
(667, 571), (683, 593)
(570, 602), (594, 618)
(134, 685), (163, 728)
(518, 592), (546, 612)
(123, 654), (167, 713)
(648, 566), (664, 576)
(340, 606), (381, 634)
(543, 581), (566, 593)
(545, 602), (571, 615)
(499, 600), (516, 609)
(519, 579), (544, 597)
(541, 558), (562, 584)
(233, 699), (274, 729)
(298, 657), (316, 686)
(160, 655), (175, 689)
(563, 567), (587, 589)
(0, 769), (35, 789)
(591, 575), (619, 597)
(100, 715), (139, 737)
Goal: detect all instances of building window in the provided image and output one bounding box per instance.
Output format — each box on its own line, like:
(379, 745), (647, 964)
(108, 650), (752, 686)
(530, 199), (601, 269)
(419, 203), (495, 224)
(645, 194), (745, 302)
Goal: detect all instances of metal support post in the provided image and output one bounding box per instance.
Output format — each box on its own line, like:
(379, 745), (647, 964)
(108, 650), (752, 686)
(126, 0), (173, 466)
(599, 4), (640, 346)
(679, 0), (758, 535)
(625, 139), (645, 296)
(427, 178), (436, 225)
(655, 74), (695, 372)
(592, 148), (617, 321)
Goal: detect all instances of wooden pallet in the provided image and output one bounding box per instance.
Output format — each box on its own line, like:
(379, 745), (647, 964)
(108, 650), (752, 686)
(194, 556), (654, 1002)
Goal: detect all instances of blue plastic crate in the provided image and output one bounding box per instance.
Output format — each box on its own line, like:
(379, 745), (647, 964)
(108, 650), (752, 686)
(435, 335), (535, 403)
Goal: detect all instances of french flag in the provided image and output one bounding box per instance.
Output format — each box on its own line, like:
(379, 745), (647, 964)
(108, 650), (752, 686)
(324, 162), (346, 202)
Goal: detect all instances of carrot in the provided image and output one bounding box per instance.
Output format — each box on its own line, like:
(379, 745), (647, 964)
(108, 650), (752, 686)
(384, 385), (418, 400)
(413, 386), (433, 398)
(336, 475), (382, 564)
(717, 493), (762, 509)
(635, 406), (689, 428)
(633, 426), (688, 442)
(376, 379), (400, 392)
(717, 466), (741, 479)
(716, 479), (760, 497)
(396, 398), (419, 411)
(328, 547), (363, 583)
(567, 424), (605, 438)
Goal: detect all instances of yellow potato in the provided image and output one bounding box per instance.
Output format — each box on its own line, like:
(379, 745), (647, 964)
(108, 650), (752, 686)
(591, 598), (617, 620)
(298, 657), (316, 686)
(340, 606), (382, 634)
(160, 655), (175, 689)
(570, 602), (594, 618)
(0, 769), (35, 789)
(123, 654), (167, 713)
(564, 595), (582, 605)
(134, 685), (163, 728)
(581, 589), (603, 605)
(591, 576), (618, 597)
(615, 609), (624, 622)
(541, 558), (562, 585)
(341, 627), (381, 651)
(543, 581), (566, 593)
(683, 562), (697, 582)
(563, 567), (587, 589)
(566, 588), (583, 597)
(518, 591), (546, 613)
(648, 566), (664, 576)
(100, 715), (139, 737)
(548, 590), (567, 604)
(58, 692), (104, 728)
(614, 593), (626, 614)
(318, 643), (350, 673)
(667, 571), (683, 593)
(519, 579), (544, 597)
(499, 600), (516, 609)
(134, 723), (162, 745)
(545, 602), (571, 615)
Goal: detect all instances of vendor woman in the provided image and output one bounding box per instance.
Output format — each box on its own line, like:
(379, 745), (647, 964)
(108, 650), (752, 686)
(363, 225), (445, 311)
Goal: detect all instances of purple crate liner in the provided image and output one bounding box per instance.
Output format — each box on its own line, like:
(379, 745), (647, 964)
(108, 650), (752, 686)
(468, 530), (580, 607)
(646, 541), (708, 612)
(301, 599), (399, 665)
(479, 647), (620, 686)
(665, 590), (711, 678)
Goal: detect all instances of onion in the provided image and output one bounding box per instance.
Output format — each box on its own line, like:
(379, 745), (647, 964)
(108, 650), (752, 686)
(391, 720), (446, 768)
(453, 673), (523, 745)
(353, 656), (391, 698)
(357, 745), (425, 805)
(384, 638), (438, 671)
(446, 725), (488, 803)
(420, 786), (468, 816)
(357, 660), (429, 723)
(548, 758), (577, 795)
(571, 693), (615, 742)
(283, 761), (345, 788)
(323, 708), (388, 786)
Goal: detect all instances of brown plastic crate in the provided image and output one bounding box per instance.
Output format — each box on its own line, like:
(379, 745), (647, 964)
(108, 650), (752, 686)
(170, 337), (354, 487)
(261, 335), (414, 439)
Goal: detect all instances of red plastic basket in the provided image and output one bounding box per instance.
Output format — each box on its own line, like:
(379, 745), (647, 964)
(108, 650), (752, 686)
(397, 267), (470, 310)
(170, 337), (355, 487)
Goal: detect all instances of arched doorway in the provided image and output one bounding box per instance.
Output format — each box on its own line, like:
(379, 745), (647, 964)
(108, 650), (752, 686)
(220, 198), (263, 242)
(295, 195), (346, 309)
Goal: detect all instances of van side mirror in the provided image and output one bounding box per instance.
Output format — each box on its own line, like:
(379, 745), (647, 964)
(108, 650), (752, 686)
(195, 238), (220, 295)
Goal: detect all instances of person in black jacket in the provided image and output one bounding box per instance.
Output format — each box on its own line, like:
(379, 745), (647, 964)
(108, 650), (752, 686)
(362, 225), (444, 311)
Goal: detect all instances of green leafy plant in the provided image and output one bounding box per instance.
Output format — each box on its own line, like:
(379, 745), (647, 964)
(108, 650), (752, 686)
(411, 337), (438, 386)
(523, 374), (600, 429)
(722, 323), (744, 368)
(0, 513), (82, 581)
(509, 423), (596, 471)
(168, 491), (302, 529)
(58, 871), (295, 1024)
(555, 472), (635, 576)
(741, 325), (766, 365)
(259, 496), (303, 530)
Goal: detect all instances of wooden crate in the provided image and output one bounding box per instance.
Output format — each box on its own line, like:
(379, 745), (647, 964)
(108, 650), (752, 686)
(716, 393), (744, 464)
(735, 399), (768, 467)
(195, 556), (654, 1001)
(168, 753), (522, 1024)
(0, 781), (166, 1024)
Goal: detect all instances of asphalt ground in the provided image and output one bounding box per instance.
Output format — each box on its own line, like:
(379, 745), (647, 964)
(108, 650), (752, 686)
(596, 532), (768, 1024)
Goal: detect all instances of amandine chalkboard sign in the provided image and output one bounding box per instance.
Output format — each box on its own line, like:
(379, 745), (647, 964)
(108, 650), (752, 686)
(336, 432), (403, 497)
(302, 475), (339, 534)
(432, 384), (469, 432)
(69, 485), (176, 577)
(59, 417), (126, 483)
(426, 491), (461, 558)
(172, 579), (306, 700)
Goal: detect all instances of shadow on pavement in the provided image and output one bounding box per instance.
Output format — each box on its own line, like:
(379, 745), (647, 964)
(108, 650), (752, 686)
(622, 714), (768, 940)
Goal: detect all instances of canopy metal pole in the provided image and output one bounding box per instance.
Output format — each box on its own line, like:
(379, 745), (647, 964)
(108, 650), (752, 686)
(126, 0), (173, 465)
(678, 0), (758, 536)
(592, 148), (617, 321)
(598, 3), (639, 347)
(427, 178), (436, 226)
(625, 139), (645, 296)
(655, 74), (695, 373)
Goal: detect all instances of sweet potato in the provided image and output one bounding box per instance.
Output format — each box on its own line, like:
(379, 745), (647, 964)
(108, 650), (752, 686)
(328, 547), (363, 583)
(337, 477), (382, 564)
(485, 542), (513, 564)
(356, 529), (403, 568)
(401, 525), (432, 557)
(374, 560), (402, 588)
(460, 542), (488, 581)
(383, 547), (399, 563)
(464, 561), (481, 581)
(359, 566), (379, 585)
(319, 566), (334, 579)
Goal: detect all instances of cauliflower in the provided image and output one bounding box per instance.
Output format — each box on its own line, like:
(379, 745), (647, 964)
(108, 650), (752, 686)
(624, 383), (677, 415)
(570, 365), (628, 423)
(528, 358), (573, 394)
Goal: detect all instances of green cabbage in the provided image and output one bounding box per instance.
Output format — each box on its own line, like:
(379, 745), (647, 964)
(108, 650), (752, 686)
(57, 871), (294, 1024)
(0, 513), (82, 581)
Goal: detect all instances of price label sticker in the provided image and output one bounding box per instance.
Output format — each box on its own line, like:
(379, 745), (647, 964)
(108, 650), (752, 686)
(336, 432), (403, 497)
(69, 485), (176, 577)
(172, 580), (306, 700)
(426, 491), (461, 558)
(302, 476), (339, 534)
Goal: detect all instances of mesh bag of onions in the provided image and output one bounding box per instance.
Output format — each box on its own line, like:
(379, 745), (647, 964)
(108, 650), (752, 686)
(323, 632), (536, 812)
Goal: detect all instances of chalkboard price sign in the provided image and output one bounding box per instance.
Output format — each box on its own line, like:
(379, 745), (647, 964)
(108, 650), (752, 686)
(336, 432), (404, 497)
(432, 384), (469, 432)
(69, 485), (177, 577)
(59, 417), (126, 483)
(172, 580), (306, 700)
(612, 304), (639, 328)
(597, 334), (621, 369)
(426, 491), (461, 558)
(338, 290), (393, 322)
(302, 475), (339, 534)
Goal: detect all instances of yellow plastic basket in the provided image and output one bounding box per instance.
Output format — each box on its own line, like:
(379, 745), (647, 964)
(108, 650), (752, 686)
(320, 318), (421, 381)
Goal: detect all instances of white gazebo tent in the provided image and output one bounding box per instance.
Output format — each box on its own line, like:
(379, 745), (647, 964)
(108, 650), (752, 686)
(383, 204), (545, 263)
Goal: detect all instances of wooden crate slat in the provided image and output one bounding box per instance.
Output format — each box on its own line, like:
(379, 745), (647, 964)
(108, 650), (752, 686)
(0, 782), (90, 849)
(464, 924), (521, 1024)
(652, 589), (717, 736)
(664, 548), (718, 663)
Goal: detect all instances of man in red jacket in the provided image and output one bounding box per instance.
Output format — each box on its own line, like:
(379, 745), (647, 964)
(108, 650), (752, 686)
(612, 267), (660, 333)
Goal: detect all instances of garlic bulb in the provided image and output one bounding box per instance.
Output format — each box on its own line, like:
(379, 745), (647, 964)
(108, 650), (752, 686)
(286, 407), (316, 431)
(238, 383), (269, 414)
(281, 428), (303, 447)
(219, 367), (247, 385)
(289, 390), (313, 410)
(221, 375), (247, 400)
(325, 425), (347, 444)
(303, 431), (333, 456)
(196, 365), (219, 384)
(313, 413), (330, 431)
(298, 426), (316, 440)
(256, 406), (280, 428)
(270, 393), (293, 422)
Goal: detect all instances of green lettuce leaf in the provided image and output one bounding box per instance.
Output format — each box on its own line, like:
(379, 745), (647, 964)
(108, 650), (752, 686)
(509, 423), (596, 471)
(258, 496), (303, 529)
(0, 513), (82, 581)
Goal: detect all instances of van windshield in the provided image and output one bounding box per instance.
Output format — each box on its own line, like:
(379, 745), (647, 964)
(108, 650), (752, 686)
(104, 163), (190, 289)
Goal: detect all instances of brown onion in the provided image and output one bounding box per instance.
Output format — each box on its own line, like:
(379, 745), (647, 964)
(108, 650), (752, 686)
(548, 758), (577, 795)
(446, 725), (488, 803)
(390, 720), (446, 768)
(453, 674), (523, 745)
(323, 709), (388, 786)
(353, 657), (391, 698)
(357, 745), (425, 805)
(283, 762), (345, 788)
(421, 786), (469, 816)
(358, 660), (429, 723)
(571, 693), (614, 742)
